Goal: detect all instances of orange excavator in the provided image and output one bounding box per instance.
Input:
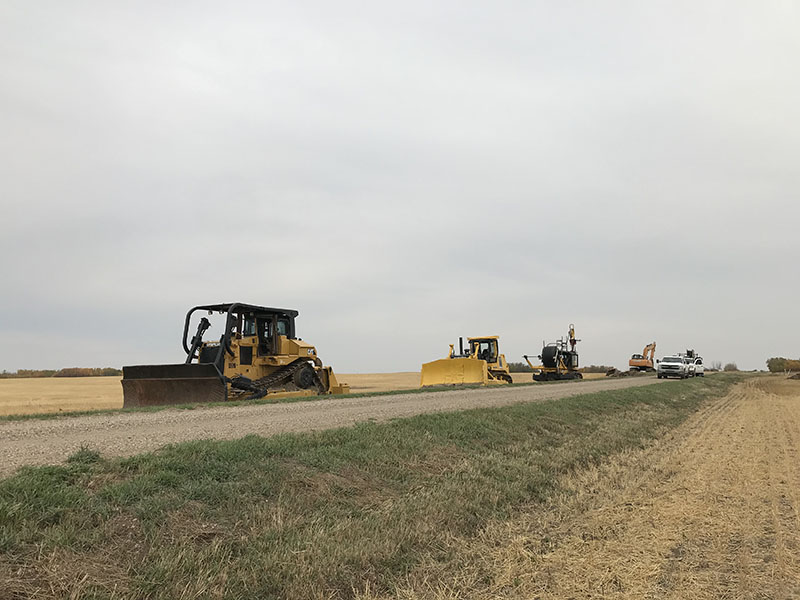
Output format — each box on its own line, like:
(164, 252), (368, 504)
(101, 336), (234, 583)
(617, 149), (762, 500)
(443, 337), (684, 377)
(629, 342), (656, 371)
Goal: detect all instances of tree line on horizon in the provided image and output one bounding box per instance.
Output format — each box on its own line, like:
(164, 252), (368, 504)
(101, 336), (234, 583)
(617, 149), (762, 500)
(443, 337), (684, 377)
(0, 367), (122, 379)
(766, 357), (800, 373)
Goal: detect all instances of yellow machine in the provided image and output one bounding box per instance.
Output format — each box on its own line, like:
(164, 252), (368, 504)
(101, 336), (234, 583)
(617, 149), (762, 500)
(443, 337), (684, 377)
(524, 324), (583, 382)
(122, 303), (349, 407)
(629, 342), (656, 371)
(420, 336), (513, 387)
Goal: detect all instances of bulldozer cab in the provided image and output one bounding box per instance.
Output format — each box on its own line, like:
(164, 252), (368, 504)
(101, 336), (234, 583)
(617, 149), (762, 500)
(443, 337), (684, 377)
(468, 338), (498, 364)
(181, 304), (299, 366)
(240, 312), (293, 356)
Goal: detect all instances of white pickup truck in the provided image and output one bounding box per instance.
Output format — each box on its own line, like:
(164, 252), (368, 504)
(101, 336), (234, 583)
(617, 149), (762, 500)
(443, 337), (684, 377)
(657, 356), (688, 379)
(690, 357), (705, 377)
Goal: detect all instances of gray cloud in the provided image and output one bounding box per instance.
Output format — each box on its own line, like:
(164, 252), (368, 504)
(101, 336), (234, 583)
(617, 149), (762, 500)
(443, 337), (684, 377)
(2, 1), (798, 373)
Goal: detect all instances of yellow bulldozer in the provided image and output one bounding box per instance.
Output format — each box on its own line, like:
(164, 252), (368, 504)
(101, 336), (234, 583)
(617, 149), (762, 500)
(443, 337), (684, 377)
(420, 336), (513, 387)
(524, 323), (583, 382)
(122, 303), (349, 407)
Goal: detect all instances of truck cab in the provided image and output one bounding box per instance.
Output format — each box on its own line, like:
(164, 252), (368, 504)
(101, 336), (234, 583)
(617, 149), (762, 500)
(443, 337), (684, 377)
(692, 357), (705, 377)
(684, 356), (695, 376)
(657, 356), (688, 379)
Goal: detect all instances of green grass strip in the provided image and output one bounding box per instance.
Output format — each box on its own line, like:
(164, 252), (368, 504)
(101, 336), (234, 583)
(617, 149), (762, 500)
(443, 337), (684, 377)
(0, 374), (743, 599)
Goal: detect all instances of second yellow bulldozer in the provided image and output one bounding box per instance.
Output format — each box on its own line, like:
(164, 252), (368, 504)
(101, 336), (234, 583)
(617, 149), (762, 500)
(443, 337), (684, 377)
(122, 303), (349, 407)
(420, 336), (513, 387)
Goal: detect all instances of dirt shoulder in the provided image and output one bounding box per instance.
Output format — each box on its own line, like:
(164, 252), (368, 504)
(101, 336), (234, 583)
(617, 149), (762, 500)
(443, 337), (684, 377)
(0, 377), (661, 477)
(388, 376), (800, 599)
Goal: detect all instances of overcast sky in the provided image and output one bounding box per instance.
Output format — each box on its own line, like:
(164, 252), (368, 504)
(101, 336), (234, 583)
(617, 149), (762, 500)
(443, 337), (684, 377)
(1, 1), (798, 373)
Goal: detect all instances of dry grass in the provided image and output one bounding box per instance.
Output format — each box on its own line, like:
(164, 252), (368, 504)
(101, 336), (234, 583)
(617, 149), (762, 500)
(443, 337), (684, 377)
(339, 372), (421, 393)
(0, 377), (123, 416)
(0, 373), (425, 417)
(1, 377), (729, 599)
(0, 372), (603, 417)
(360, 376), (800, 599)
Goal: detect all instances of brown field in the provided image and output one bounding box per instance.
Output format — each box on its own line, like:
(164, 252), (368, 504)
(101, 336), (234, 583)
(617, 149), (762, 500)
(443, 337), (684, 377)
(0, 377), (124, 416)
(0, 371), (607, 417)
(365, 376), (800, 599)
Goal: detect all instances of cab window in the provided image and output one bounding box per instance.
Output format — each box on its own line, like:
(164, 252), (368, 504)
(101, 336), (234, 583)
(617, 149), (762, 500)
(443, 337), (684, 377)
(473, 341), (496, 361)
(242, 316), (257, 336)
(277, 319), (289, 336)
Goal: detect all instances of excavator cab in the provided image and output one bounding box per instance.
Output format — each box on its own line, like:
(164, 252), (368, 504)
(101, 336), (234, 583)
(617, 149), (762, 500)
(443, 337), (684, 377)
(629, 342), (657, 371)
(122, 303), (349, 408)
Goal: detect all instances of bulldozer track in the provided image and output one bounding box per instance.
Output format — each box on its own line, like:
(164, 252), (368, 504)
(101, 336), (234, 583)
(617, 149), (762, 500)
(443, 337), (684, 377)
(228, 359), (315, 399)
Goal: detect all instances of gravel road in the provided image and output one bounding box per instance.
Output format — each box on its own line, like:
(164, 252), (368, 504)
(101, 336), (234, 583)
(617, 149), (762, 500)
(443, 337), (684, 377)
(0, 377), (662, 477)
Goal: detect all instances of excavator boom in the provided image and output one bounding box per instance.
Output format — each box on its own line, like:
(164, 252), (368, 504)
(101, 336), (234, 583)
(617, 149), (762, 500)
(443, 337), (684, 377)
(629, 341), (657, 371)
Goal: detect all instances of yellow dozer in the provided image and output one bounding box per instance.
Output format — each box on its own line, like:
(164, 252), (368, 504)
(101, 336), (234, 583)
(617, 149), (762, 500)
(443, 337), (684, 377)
(420, 336), (513, 387)
(122, 303), (349, 407)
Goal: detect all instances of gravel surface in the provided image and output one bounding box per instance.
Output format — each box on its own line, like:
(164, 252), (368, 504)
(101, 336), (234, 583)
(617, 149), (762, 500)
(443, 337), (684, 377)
(0, 377), (663, 477)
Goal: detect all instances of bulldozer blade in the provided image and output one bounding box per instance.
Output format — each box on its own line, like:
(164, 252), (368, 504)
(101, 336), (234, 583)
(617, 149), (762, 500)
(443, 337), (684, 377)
(420, 357), (489, 387)
(122, 363), (227, 408)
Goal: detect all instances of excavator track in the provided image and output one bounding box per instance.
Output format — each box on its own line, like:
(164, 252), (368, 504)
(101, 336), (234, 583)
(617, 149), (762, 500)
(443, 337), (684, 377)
(228, 359), (323, 400)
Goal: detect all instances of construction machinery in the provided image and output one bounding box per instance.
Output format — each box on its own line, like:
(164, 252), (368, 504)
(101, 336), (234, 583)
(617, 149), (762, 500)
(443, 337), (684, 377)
(122, 303), (349, 407)
(524, 324), (583, 382)
(420, 336), (513, 387)
(629, 342), (656, 371)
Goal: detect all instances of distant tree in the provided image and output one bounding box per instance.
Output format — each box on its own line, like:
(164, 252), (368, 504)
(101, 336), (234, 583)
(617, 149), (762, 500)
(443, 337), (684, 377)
(767, 357), (788, 372)
(765, 358), (800, 373)
(507, 362), (533, 373)
(0, 367), (121, 378)
(709, 361), (722, 371)
(723, 362), (739, 372)
(54, 367), (122, 378)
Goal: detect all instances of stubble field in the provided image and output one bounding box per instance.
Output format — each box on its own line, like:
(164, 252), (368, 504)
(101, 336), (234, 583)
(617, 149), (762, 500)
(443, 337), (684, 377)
(0, 372), (605, 417)
(4, 374), (796, 599)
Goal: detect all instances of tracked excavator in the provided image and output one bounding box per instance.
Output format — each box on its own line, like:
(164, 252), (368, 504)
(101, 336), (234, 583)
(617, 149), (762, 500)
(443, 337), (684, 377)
(629, 342), (656, 371)
(524, 324), (583, 382)
(122, 303), (349, 407)
(420, 336), (513, 386)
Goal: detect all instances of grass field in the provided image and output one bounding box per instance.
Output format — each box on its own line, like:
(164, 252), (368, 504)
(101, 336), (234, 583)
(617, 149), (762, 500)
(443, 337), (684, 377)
(0, 375), (740, 599)
(0, 372), (607, 417)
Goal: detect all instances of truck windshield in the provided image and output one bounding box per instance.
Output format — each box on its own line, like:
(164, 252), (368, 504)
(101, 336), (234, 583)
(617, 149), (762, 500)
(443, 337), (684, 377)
(662, 357), (681, 363)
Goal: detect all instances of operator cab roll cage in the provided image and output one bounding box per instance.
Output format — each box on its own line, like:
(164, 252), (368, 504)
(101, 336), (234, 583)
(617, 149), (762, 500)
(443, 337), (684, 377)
(469, 338), (498, 363)
(182, 303), (299, 364)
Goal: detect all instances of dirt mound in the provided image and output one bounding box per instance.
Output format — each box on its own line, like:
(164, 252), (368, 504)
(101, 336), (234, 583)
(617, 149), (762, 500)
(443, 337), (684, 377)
(605, 368), (629, 378)
(606, 369), (653, 378)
